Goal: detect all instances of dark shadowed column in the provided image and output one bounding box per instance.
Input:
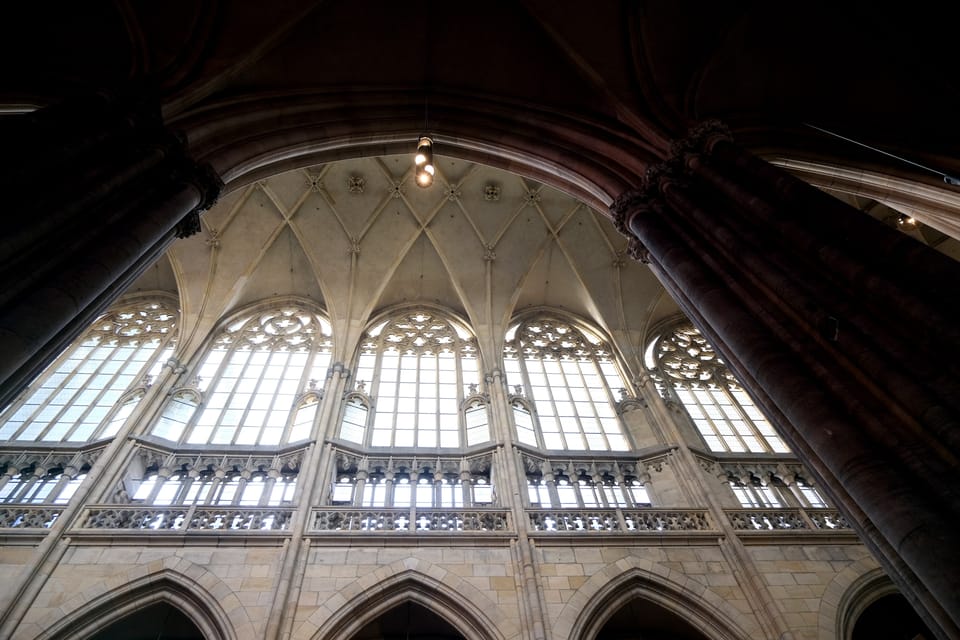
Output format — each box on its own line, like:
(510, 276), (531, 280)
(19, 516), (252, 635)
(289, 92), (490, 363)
(0, 90), (223, 411)
(612, 122), (960, 640)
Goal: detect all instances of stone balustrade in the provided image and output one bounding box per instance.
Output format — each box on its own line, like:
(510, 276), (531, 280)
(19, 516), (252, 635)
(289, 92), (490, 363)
(528, 508), (715, 533)
(0, 507), (62, 529)
(76, 505), (294, 531)
(40, 504), (852, 537)
(725, 508), (851, 531)
(310, 508), (511, 532)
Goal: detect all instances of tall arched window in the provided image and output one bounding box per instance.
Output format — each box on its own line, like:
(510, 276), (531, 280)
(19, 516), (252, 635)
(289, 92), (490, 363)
(345, 309), (483, 449)
(0, 298), (177, 443)
(503, 316), (630, 451)
(151, 305), (332, 446)
(645, 322), (789, 454)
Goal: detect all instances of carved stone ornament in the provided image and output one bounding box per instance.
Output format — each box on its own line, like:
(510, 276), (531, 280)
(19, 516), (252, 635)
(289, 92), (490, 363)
(347, 175), (365, 194)
(626, 237), (650, 264)
(483, 184), (501, 201)
(668, 119), (734, 163)
(609, 186), (651, 237)
(90, 299), (177, 345)
(174, 163), (223, 238)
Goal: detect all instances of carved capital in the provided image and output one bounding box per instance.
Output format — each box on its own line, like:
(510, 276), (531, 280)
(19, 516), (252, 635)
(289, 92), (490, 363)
(626, 237), (650, 264)
(610, 186), (649, 237)
(174, 163), (223, 239)
(669, 119), (733, 164)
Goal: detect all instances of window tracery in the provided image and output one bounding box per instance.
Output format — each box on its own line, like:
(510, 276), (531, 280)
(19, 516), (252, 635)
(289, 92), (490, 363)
(504, 316), (630, 451)
(647, 322), (789, 454)
(343, 310), (484, 449)
(150, 306), (332, 446)
(0, 298), (177, 443)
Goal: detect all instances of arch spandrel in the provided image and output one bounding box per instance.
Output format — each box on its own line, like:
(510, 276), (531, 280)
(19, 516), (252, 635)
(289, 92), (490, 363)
(31, 563), (247, 640)
(297, 559), (518, 640)
(555, 556), (756, 640)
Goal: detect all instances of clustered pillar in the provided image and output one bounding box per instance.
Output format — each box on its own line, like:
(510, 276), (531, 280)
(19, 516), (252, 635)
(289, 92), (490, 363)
(611, 122), (960, 640)
(0, 90), (222, 411)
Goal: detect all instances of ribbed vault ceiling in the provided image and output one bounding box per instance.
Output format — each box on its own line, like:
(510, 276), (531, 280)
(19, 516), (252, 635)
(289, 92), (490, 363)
(132, 155), (678, 370)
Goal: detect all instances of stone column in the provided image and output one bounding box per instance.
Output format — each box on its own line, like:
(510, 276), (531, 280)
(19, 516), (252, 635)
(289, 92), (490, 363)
(612, 121), (960, 640)
(460, 458), (474, 507)
(383, 467), (396, 507)
(433, 469), (445, 507)
(0, 90), (222, 411)
(353, 465), (369, 508)
(260, 469), (280, 507)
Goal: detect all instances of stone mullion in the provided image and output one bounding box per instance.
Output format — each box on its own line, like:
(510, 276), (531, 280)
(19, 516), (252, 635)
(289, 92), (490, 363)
(352, 467), (368, 508)
(144, 467), (172, 504)
(592, 477), (610, 509)
(460, 463), (474, 507)
(232, 471), (250, 506)
(9, 471), (43, 503)
(203, 469), (226, 505)
(175, 474), (198, 506)
(0, 469), (19, 497)
(429, 469), (441, 508)
(545, 469), (562, 509)
(382, 469), (396, 507)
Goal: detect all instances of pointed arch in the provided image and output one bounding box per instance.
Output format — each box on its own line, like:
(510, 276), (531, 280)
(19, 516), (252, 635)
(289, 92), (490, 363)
(34, 564), (247, 640)
(556, 557), (754, 640)
(346, 304), (483, 449)
(818, 556), (887, 640)
(149, 296), (333, 447)
(503, 308), (632, 452)
(299, 558), (517, 640)
(0, 292), (179, 444)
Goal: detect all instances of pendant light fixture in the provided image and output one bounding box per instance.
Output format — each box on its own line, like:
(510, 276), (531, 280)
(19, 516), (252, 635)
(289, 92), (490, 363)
(414, 135), (435, 188)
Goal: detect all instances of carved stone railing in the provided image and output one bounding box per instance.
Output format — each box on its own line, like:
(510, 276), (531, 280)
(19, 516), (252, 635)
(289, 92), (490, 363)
(725, 508), (852, 531)
(804, 509), (851, 530)
(0, 507), (62, 529)
(76, 505), (294, 532)
(310, 508), (511, 533)
(528, 508), (715, 533)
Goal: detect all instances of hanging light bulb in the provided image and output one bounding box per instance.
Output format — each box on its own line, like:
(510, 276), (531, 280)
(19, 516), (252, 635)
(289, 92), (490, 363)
(414, 136), (435, 188)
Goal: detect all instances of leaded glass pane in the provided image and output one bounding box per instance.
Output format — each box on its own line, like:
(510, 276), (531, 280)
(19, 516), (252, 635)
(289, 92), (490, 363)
(504, 317), (629, 451)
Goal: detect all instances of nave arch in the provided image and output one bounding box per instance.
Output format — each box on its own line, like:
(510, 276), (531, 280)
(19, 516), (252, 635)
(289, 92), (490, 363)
(33, 561), (248, 640)
(556, 556), (755, 640)
(296, 558), (518, 640)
